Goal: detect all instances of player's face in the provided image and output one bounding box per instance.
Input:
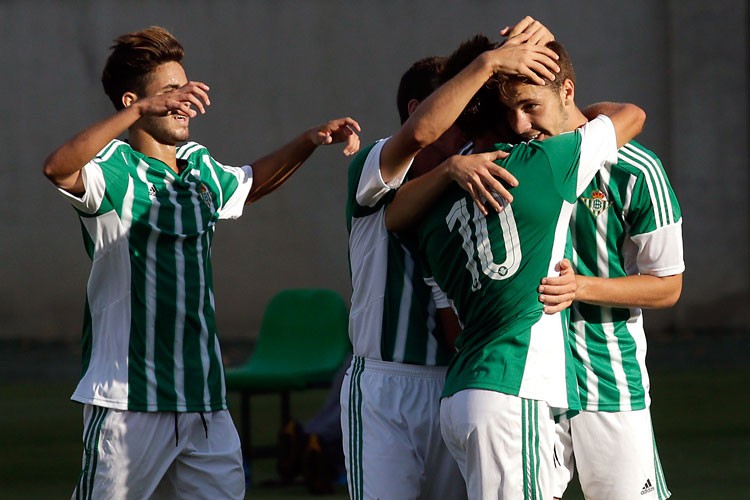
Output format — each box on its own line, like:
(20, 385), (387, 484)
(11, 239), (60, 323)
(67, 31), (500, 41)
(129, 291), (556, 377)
(500, 83), (568, 142)
(138, 61), (191, 144)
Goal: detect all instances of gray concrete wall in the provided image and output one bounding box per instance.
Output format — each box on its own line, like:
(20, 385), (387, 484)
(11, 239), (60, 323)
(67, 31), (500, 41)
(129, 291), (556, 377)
(1, 0), (747, 341)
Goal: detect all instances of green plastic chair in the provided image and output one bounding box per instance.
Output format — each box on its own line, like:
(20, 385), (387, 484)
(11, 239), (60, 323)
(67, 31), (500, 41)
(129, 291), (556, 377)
(224, 288), (351, 465)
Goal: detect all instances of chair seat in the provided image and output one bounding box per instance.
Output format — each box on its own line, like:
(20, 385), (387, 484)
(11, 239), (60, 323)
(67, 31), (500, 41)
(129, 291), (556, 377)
(225, 288), (351, 473)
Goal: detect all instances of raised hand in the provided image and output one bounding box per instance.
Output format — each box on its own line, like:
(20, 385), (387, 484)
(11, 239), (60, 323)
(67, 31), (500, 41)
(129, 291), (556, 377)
(483, 34), (560, 85)
(136, 81), (211, 118)
(500, 16), (555, 46)
(308, 117), (362, 156)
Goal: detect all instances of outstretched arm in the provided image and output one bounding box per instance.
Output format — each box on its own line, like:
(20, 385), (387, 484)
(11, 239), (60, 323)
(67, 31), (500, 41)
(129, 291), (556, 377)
(43, 81), (211, 195)
(378, 17), (560, 186)
(246, 117), (360, 203)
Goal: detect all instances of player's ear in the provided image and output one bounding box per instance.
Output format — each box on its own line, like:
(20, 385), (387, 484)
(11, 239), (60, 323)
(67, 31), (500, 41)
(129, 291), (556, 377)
(122, 92), (138, 108)
(407, 98), (420, 117)
(561, 79), (575, 105)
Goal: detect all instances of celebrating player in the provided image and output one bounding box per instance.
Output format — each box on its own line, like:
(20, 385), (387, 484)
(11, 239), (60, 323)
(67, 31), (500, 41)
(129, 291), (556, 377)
(42, 26), (359, 499)
(342, 18), (566, 499)
(386, 36), (646, 498)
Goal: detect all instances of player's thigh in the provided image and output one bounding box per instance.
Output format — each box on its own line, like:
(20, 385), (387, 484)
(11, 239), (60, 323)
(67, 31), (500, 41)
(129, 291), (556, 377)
(571, 409), (670, 500)
(72, 406), (179, 500)
(168, 410), (244, 500)
(550, 414), (575, 498)
(441, 389), (555, 500)
(341, 359), (445, 500)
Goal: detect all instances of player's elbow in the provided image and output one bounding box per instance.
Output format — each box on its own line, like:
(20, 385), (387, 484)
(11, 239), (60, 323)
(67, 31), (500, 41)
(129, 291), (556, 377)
(632, 105), (646, 135)
(42, 156), (65, 187)
(653, 275), (683, 308)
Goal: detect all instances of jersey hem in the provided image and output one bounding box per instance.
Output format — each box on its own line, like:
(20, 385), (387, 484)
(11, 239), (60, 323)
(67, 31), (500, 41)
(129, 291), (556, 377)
(71, 394), (228, 412)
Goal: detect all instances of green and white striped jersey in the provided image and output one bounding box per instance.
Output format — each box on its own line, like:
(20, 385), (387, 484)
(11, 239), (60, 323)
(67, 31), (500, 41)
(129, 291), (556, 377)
(569, 140), (684, 412)
(59, 140), (253, 412)
(346, 139), (454, 366)
(416, 116), (618, 410)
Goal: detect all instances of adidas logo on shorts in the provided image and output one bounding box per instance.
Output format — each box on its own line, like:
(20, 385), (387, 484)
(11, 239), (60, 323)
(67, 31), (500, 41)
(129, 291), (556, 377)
(640, 478), (655, 495)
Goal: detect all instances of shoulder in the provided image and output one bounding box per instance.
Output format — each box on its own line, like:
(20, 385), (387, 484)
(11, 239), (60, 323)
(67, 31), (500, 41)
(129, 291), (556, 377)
(177, 141), (210, 161)
(348, 141), (382, 170)
(501, 135), (575, 167)
(347, 140), (382, 182)
(615, 140), (666, 175)
(95, 139), (132, 162)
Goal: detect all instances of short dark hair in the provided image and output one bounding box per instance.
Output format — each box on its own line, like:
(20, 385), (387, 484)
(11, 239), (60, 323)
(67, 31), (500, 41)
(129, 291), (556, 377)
(101, 26), (185, 110)
(442, 34), (508, 139)
(396, 56), (446, 124)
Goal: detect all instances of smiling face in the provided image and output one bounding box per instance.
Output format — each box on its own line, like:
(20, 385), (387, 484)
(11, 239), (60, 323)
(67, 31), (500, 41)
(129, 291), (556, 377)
(133, 61), (191, 145)
(500, 80), (572, 142)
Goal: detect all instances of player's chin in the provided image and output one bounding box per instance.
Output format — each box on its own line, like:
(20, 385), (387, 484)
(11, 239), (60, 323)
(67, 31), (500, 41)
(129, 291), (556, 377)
(166, 127), (190, 143)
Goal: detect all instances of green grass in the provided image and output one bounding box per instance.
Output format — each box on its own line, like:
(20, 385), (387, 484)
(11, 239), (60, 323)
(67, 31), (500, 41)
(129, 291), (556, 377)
(0, 371), (747, 499)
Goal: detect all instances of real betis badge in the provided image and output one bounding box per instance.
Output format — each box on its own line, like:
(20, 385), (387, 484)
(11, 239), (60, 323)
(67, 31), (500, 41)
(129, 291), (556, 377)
(580, 190), (611, 217)
(198, 183), (215, 212)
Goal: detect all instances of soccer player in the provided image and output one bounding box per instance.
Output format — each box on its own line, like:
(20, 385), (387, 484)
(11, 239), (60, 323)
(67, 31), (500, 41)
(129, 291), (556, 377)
(42, 26), (359, 499)
(387, 39), (646, 498)
(342, 19), (564, 500)
(498, 50), (684, 500)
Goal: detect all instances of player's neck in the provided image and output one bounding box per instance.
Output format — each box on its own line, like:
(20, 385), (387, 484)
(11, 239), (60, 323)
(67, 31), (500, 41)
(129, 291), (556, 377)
(567, 106), (589, 132)
(129, 132), (179, 173)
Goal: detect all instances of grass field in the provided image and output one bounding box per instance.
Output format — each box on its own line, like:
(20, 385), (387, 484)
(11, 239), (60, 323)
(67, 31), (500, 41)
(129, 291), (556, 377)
(1, 368), (747, 499)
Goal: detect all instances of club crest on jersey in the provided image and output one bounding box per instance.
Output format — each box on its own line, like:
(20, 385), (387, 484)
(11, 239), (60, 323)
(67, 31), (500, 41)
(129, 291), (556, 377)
(198, 183), (215, 212)
(580, 190), (611, 217)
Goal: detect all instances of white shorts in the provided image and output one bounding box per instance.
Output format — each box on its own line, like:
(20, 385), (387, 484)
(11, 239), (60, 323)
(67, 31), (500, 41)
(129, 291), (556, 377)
(73, 405), (244, 500)
(440, 389), (556, 500)
(552, 409), (670, 499)
(340, 357), (466, 500)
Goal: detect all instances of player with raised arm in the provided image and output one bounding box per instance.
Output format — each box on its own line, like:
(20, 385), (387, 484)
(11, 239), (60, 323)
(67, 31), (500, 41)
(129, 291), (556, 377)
(387, 37), (646, 498)
(342, 17), (566, 500)
(42, 26), (359, 499)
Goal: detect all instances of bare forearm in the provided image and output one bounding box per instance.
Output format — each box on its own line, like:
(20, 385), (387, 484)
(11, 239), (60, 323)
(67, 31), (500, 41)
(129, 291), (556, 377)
(575, 273), (683, 309)
(247, 117), (360, 203)
(43, 105), (143, 193)
(380, 35), (560, 183)
(247, 131), (318, 202)
(379, 56), (496, 183)
(385, 163), (454, 233)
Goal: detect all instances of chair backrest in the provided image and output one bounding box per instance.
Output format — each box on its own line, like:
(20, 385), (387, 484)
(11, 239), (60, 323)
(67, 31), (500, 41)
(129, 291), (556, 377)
(249, 288), (351, 377)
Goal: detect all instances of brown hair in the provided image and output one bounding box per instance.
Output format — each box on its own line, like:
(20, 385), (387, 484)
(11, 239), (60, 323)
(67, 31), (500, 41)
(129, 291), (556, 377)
(396, 56), (446, 124)
(101, 26), (184, 110)
(498, 40), (575, 101)
(441, 34), (508, 139)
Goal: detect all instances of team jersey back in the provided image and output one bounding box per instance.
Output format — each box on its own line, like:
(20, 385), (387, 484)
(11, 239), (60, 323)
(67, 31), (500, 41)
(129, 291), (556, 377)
(417, 117), (618, 409)
(569, 140), (684, 411)
(347, 141), (453, 366)
(61, 140), (252, 411)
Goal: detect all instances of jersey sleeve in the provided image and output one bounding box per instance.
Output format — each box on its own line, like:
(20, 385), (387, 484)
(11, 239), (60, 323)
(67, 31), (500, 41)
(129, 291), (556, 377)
(56, 140), (125, 215)
(575, 115), (619, 196)
(215, 163), (253, 220)
(630, 222), (684, 276)
(355, 137), (412, 207)
(534, 115), (618, 203)
(621, 149), (685, 276)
